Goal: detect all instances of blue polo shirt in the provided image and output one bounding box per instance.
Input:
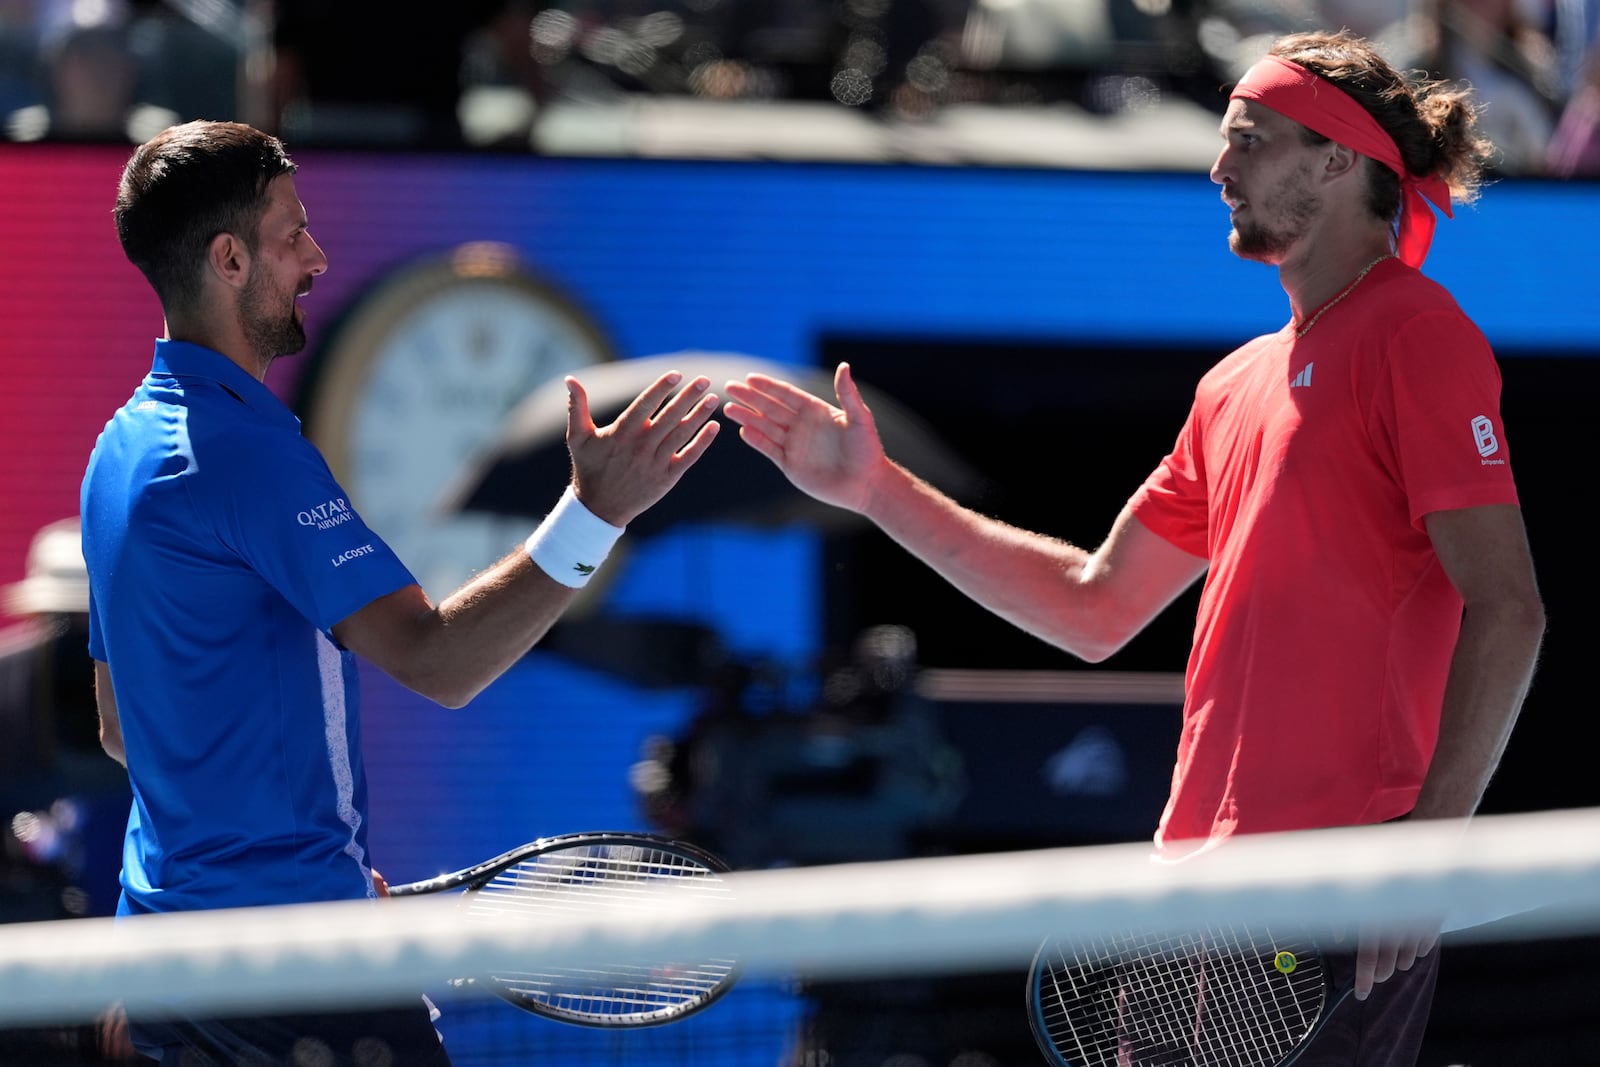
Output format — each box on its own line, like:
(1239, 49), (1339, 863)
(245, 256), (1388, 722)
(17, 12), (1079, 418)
(82, 340), (417, 915)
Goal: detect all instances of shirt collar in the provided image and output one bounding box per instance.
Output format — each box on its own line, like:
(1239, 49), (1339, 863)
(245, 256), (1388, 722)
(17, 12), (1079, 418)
(150, 339), (302, 431)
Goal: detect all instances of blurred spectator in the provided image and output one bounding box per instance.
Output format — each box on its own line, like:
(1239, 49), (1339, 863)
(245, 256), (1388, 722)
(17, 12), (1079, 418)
(1319, 0), (1415, 42)
(458, 0), (552, 147)
(3, 518), (92, 787)
(1552, 0), (1598, 98)
(1546, 35), (1600, 173)
(4, 9), (176, 143)
(6, 0), (1588, 173)
(1415, 0), (1561, 171)
(0, 518), (137, 1059)
(1, 517), (130, 918)
(0, 0), (42, 119)
(271, 0), (505, 148)
(125, 0), (242, 124)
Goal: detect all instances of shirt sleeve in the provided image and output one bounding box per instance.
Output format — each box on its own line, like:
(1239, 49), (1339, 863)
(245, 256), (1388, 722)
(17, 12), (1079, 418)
(1129, 404), (1211, 559)
(1369, 310), (1521, 531)
(204, 431), (417, 632)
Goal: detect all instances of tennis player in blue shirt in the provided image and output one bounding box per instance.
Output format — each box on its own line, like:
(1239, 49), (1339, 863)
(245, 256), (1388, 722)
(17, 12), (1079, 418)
(81, 120), (721, 1065)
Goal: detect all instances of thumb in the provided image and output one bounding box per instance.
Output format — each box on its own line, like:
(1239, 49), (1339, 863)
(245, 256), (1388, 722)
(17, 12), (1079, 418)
(834, 362), (871, 421)
(566, 375), (595, 443)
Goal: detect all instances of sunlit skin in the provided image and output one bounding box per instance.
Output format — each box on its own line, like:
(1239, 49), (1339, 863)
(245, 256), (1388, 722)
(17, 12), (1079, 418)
(165, 173), (329, 383)
(1210, 100), (1323, 263)
(238, 176), (326, 368)
(238, 249), (313, 363)
(1209, 97), (1397, 328)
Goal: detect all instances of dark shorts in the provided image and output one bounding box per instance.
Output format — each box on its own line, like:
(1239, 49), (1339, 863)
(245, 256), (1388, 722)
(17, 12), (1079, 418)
(129, 999), (453, 1066)
(1292, 947), (1441, 1067)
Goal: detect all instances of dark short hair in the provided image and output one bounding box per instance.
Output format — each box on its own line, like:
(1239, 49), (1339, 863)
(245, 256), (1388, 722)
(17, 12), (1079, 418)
(114, 121), (298, 313)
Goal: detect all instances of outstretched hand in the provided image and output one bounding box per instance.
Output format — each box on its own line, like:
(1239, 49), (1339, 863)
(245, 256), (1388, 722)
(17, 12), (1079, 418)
(721, 362), (885, 513)
(566, 370), (721, 527)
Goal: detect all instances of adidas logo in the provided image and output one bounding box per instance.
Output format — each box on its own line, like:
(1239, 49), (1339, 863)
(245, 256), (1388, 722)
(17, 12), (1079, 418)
(1290, 362), (1315, 389)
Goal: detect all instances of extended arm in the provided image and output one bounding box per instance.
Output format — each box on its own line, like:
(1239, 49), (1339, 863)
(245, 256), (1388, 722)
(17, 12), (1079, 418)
(857, 465), (1204, 661)
(723, 363), (1207, 661)
(333, 552), (576, 709)
(334, 370), (719, 708)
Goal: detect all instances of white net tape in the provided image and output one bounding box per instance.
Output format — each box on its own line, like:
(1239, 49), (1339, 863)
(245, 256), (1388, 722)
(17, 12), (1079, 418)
(2, 806), (1597, 1027)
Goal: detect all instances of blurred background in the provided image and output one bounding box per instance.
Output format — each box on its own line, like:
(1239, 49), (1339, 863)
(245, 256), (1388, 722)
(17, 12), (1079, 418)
(1, 0), (1597, 1064)
(0, 0), (1595, 172)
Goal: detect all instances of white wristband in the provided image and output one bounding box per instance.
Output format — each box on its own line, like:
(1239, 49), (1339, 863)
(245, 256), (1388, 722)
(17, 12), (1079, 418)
(524, 486), (624, 588)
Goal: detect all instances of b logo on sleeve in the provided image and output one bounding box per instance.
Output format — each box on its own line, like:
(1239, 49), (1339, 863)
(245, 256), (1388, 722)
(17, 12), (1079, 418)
(1472, 415), (1502, 461)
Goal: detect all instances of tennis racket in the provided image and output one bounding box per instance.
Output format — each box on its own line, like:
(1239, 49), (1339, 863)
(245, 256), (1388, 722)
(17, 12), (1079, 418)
(388, 831), (741, 1028)
(1026, 923), (1352, 1067)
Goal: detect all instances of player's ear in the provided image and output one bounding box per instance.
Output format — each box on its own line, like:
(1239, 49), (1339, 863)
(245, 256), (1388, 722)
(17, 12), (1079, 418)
(206, 231), (251, 290)
(1321, 140), (1361, 183)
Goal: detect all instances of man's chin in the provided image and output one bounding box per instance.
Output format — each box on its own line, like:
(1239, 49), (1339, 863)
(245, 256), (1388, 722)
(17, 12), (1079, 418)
(1228, 231), (1283, 265)
(281, 321), (308, 357)
(260, 326), (308, 362)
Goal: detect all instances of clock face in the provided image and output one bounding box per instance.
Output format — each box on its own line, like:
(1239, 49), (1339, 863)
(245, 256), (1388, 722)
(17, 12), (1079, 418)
(303, 245), (612, 600)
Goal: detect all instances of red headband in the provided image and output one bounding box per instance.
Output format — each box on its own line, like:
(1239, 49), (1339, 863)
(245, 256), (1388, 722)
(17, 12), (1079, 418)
(1230, 54), (1453, 267)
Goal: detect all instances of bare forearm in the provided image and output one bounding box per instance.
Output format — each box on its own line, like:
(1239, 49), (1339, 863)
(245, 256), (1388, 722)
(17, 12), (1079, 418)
(435, 551), (579, 696)
(351, 549), (580, 708)
(1411, 596), (1545, 820)
(858, 460), (1189, 661)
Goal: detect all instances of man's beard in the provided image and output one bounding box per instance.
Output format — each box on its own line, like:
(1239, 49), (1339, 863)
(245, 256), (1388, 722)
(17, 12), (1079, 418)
(239, 268), (307, 363)
(1229, 218), (1298, 261)
(1227, 173), (1320, 263)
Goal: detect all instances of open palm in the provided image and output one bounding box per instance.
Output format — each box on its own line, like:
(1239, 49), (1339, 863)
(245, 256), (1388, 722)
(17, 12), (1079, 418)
(721, 362), (885, 514)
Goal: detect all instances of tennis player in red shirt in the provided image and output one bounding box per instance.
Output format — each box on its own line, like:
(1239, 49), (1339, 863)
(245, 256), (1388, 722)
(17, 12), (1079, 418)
(721, 29), (1545, 1066)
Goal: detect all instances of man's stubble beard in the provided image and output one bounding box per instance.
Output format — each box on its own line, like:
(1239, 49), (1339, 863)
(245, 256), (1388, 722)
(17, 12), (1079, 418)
(238, 267), (307, 366)
(1227, 168), (1322, 264)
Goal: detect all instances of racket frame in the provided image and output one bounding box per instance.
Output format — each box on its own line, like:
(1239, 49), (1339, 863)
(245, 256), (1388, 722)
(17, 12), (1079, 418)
(389, 830), (741, 1028)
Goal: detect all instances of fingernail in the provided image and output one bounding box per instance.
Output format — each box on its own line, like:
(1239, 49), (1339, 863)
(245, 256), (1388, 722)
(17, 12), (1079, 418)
(666, 371), (682, 384)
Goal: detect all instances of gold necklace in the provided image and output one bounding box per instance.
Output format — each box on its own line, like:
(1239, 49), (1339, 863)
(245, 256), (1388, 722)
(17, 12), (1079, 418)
(1294, 254), (1392, 338)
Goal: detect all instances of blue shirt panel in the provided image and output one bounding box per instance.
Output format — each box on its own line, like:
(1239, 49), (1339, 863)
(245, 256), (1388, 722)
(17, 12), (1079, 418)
(82, 340), (416, 914)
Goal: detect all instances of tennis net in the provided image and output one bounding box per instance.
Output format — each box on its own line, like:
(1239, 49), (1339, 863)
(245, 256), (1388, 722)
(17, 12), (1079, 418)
(2, 806), (1598, 1065)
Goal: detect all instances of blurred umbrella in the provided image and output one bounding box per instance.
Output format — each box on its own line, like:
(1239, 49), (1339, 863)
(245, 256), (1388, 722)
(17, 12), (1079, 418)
(438, 351), (988, 538)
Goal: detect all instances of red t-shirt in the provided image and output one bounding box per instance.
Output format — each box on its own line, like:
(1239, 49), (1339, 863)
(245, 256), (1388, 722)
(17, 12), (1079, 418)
(1130, 258), (1520, 850)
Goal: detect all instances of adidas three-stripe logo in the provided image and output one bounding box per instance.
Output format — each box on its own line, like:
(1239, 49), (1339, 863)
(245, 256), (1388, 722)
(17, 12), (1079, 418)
(1290, 362), (1314, 389)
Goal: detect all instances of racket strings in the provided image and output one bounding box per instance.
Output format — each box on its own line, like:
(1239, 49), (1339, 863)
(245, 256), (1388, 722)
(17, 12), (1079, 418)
(1116, 931), (1223, 1062)
(1191, 931), (1309, 1064)
(1036, 924), (1329, 1067)
(471, 848), (730, 908)
(463, 842), (738, 1025)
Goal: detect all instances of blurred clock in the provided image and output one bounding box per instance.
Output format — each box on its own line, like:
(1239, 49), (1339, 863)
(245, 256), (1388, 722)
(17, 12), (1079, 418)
(299, 242), (614, 600)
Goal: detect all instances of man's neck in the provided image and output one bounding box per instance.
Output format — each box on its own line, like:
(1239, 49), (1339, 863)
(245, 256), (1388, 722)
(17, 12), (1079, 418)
(162, 312), (270, 382)
(1278, 231), (1396, 324)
